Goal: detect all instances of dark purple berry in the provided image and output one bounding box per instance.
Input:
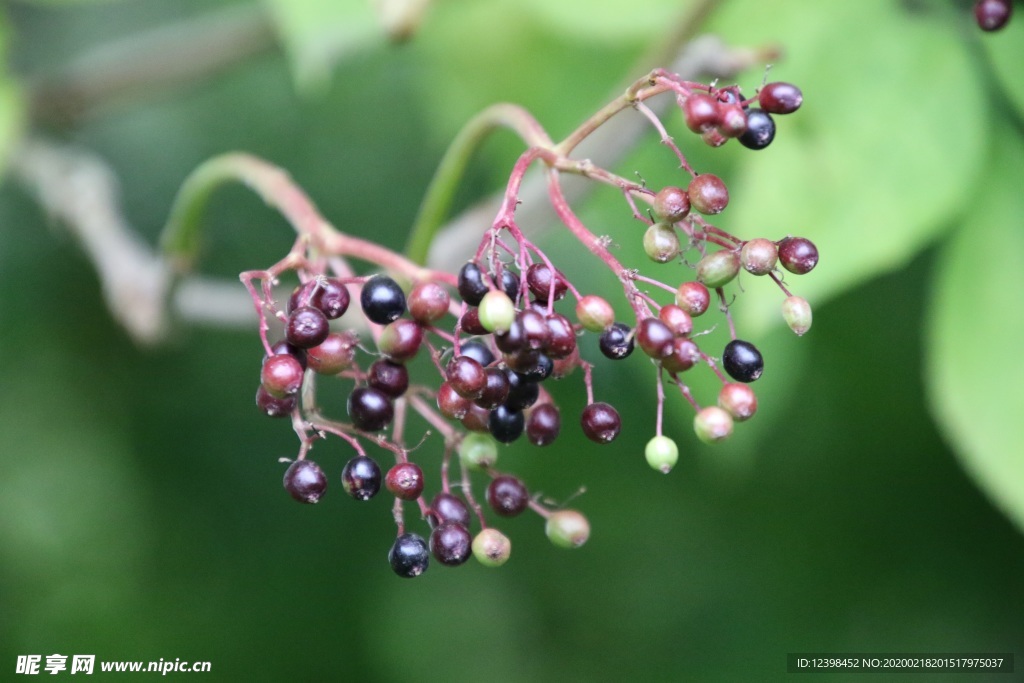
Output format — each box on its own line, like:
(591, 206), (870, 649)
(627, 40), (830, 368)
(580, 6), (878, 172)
(515, 354), (553, 383)
(457, 262), (489, 306)
(599, 322), (634, 360)
(437, 381), (471, 419)
(341, 455), (382, 501)
(267, 340), (307, 369)
(545, 313), (577, 359)
(504, 368), (540, 411)
(636, 317), (675, 359)
(429, 521), (473, 566)
(494, 316), (525, 354)
(518, 309), (550, 351)
(368, 358), (409, 398)
(475, 367), (511, 410)
(777, 236), (819, 274)
(722, 339), (764, 383)
(975, 0), (1012, 31)
(460, 340), (496, 368)
(758, 82), (803, 115)
(738, 108), (775, 150)
(498, 269), (519, 302)
(294, 277), (349, 319)
(526, 263), (568, 302)
(306, 331), (358, 375)
(488, 404), (525, 443)
(460, 307), (489, 335)
(261, 354), (304, 398)
(429, 492), (471, 527)
(447, 356), (486, 400)
(486, 475), (529, 517)
(460, 403), (491, 432)
(377, 318), (423, 362)
(662, 337), (701, 374)
(347, 386), (394, 431)
(256, 385), (296, 417)
(286, 306), (330, 349)
(385, 462), (424, 500)
(526, 403), (560, 446)
(360, 275), (406, 325)
(283, 459), (328, 503)
(581, 402), (621, 444)
(389, 533), (429, 578)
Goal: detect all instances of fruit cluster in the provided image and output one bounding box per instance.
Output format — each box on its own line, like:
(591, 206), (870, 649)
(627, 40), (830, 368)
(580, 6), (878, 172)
(241, 70), (816, 578)
(974, 0), (1013, 31)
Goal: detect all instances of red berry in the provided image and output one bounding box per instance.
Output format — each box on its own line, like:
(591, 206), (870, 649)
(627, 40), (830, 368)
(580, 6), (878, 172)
(385, 462), (424, 500)
(687, 174), (729, 214)
(683, 93), (720, 133)
(758, 82), (803, 115)
(581, 402), (621, 444)
(261, 354), (304, 398)
(777, 237), (819, 274)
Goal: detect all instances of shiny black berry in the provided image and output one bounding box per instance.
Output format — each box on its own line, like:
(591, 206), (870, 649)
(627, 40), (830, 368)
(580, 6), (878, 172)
(738, 108), (775, 150)
(341, 455), (382, 501)
(389, 533), (429, 578)
(283, 459), (328, 503)
(722, 339), (764, 383)
(599, 322), (634, 360)
(488, 404), (525, 443)
(347, 386), (394, 431)
(429, 522), (473, 566)
(457, 262), (489, 306)
(360, 275), (406, 325)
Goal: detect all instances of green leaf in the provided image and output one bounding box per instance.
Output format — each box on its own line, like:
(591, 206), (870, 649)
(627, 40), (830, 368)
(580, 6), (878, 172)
(926, 130), (1024, 535)
(263, 0), (378, 91)
(704, 0), (987, 333)
(981, 6), (1024, 120)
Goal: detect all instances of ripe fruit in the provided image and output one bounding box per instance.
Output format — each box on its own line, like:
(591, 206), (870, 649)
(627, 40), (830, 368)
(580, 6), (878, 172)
(693, 406), (734, 444)
(309, 277), (350, 319)
(256, 385), (296, 417)
(738, 108), (776, 150)
(429, 492), (471, 527)
(526, 263), (567, 302)
(377, 318), (423, 361)
(447, 355), (486, 400)
(475, 367), (511, 410)
(599, 322), (634, 360)
(722, 339), (764, 383)
(696, 250), (740, 289)
(488, 405), (525, 443)
(636, 317), (675, 359)
(778, 237), (819, 274)
(341, 455), (382, 500)
(683, 92), (720, 133)
(283, 459), (328, 503)
(385, 462), (424, 500)
(975, 0), (1012, 31)
(367, 358), (410, 398)
(652, 186), (690, 222)
(389, 533), (429, 578)
(545, 509), (590, 548)
(472, 528), (512, 567)
(307, 331), (358, 375)
(644, 435), (679, 474)
(486, 475), (529, 517)
(661, 337), (701, 374)
(457, 262), (489, 306)
(526, 403), (560, 446)
(581, 402), (621, 443)
(347, 386), (395, 431)
(687, 174), (729, 214)
(261, 354), (304, 398)
(429, 521), (473, 566)
(286, 306), (330, 349)
(740, 238), (779, 276)
(544, 313), (577, 359)
(437, 381), (471, 419)
(360, 274), (406, 325)
(758, 82), (803, 114)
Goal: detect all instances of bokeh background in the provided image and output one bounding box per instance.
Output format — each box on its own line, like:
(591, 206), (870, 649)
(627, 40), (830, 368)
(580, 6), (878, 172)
(1, 0), (1022, 681)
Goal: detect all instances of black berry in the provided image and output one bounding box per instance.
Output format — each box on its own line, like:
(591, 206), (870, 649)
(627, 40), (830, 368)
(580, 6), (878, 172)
(488, 404), (525, 443)
(389, 533), (429, 578)
(738, 108), (775, 150)
(341, 455), (382, 501)
(347, 386), (394, 431)
(457, 262), (489, 306)
(722, 339), (764, 383)
(360, 275), (406, 325)
(283, 459), (328, 503)
(599, 322), (634, 360)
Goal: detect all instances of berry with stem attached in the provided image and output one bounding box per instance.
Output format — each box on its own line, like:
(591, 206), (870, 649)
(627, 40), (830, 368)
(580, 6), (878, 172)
(342, 455), (382, 501)
(546, 509), (590, 548)
(261, 354), (304, 398)
(486, 475), (529, 517)
(581, 402), (621, 443)
(758, 82), (803, 115)
(283, 459), (328, 503)
(782, 295), (813, 336)
(286, 306), (330, 349)
(599, 322), (634, 360)
(458, 432), (499, 471)
(347, 386), (395, 431)
(696, 250), (740, 289)
(722, 339), (764, 383)
(385, 462), (424, 500)
(472, 528), (512, 567)
(389, 533), (429, 578)
(430, 522), (473, 566)
(644, 435), (679, 474)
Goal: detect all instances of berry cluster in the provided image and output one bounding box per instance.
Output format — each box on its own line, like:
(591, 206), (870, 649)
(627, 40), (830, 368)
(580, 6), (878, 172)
(974, 0), (1013, 31)
(239, 69), (816, 578)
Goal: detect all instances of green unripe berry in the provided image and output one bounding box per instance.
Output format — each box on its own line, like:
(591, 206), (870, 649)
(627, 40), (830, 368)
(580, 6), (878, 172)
(477, 290), (516, 334)
(545, 509), (590, 548)
(782, 295), (812, 336)
(740, 238), (778, 276)
(458, 432), (498, 471)
(696, 250), (740, 289)
(693, 406), (734, 444)
(472, 528), (512, 567)
(576, 295), (615, 332)
(643, 223), (680, 263)
(644, 435), (679, 473)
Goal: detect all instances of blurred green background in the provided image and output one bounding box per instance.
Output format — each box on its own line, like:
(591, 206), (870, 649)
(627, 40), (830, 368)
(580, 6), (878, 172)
(1, 0), (1022, 681)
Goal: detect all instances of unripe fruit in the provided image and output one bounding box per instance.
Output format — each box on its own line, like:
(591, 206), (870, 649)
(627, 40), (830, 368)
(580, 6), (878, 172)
(472, 528), (512, 567)
(377, 318), (423, 362)
(526, 263), (567, 302)
(658, 304), (693, 337)
(385, 462), (424, 500)
(782, 295), (813, 336)
(486, 475), (529, 517)
(429, 521), (472, 566)
(458, 432), (498, 471)
(683, 93), (720, 133)
(661, 337), (701, 374)
(643, 223), (680, 263)
(576, 295), (615, 332)
(687, 174), (729, 214)
(675, 281), (711, 316)
(758, 82), (803, 114)
(718, 382), (757, 421)
(645, 435), (679, 474)
(478, 290), (516, 334)
(307, 331), (358, 375)
(740, 238), (779, 276)
(636, 317), (675, 359)
(408, 281), (450, 324)
(261, 354), (304, 398)
(546, 509), (590, 548)
(717, 104), (747, 138)
(696, 250), (740, 289)
(652, 186), (690, 222)
(693, 406), (734, 444)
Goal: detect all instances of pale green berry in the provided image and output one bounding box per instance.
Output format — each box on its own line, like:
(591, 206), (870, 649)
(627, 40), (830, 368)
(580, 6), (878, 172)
(477, 290), (516, 334)
(696, 250), (740, 289)
(693, 406), (733, 444)
(643, 223), (680, 263)
(782, 295), (812, 336)
(575, 295), (615, 333)
(545, 509), (590, 548)
(472, 528), (512, 567)
(644, 435), (679, 473)
(458, 432), (498, 471)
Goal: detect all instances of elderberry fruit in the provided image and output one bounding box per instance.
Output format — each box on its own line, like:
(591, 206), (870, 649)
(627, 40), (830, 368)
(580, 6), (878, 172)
(694, 406), (734, 444)
(447, 356), (486, 400)
(546, 509), (590, 548)
(581, 402), (621, 444)
(457, 262), (489, 306)
(385, 462), (424, 500)
(488, 404), (525, 443)
(286, 306), (330, 349)
(478, 290), (516, 334)
(360, 274), (406, 325)
(458, 432), (498, 471)
(722, 339), (763, 383)
(718, 382), (758, 422)
(687, 174), (729, 214)
(437, 381), (471, 419)
(545, 313), (577, 359)
(310, 277), (350, 319)
(778, 237), (819, 274)
(460, 340), (496, 368)
(429, 492), (471, 527)
(283, 459), (328, 503)
(307, 331), (358, 375)
(675, 281), (710, 316)
(267, 340), (307, 369)
(430, 522), (473, 566)
(683, 92), (720, 133)
(377, 318), (423, 362)
(256, 385), (296, 417)
(652, 185), (690, 222)
(696, 250), (740, 289)
(644, 435), (679, 474)
(740, 238), (779, 276)
(662, 337), (700, 374)
(389, 533), (429, 578)
(341, 455), (382, 501)
(636, 317), (675, 359)
(261, 354), (304, 398)
(475, 367), (511, 410)
(486, 475), (529, 517)
(504, 368), (540, 411)
(975, 0), (1012, 31)
(576, 295), (615, 332)
(782, 295), (813, 336)
(599, 322), (634, 360)
(472, 528), (512, 567)
(460, 307), (488, 335)
(408, 281), (450, 324)
(739, 108), (775, 150)
(526, 263), (567, 302)
(347, 386), (394, 431)
(658, 304), (693, 337)
(367, 358), (409, 398)
(526, 403), (560, 446)
(498, 269), (519, 303)
(717, 104), (747, 138)
(514, 353), (553, 383)
(644, 223), (680, 263)
(758, 82), (803, 115)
